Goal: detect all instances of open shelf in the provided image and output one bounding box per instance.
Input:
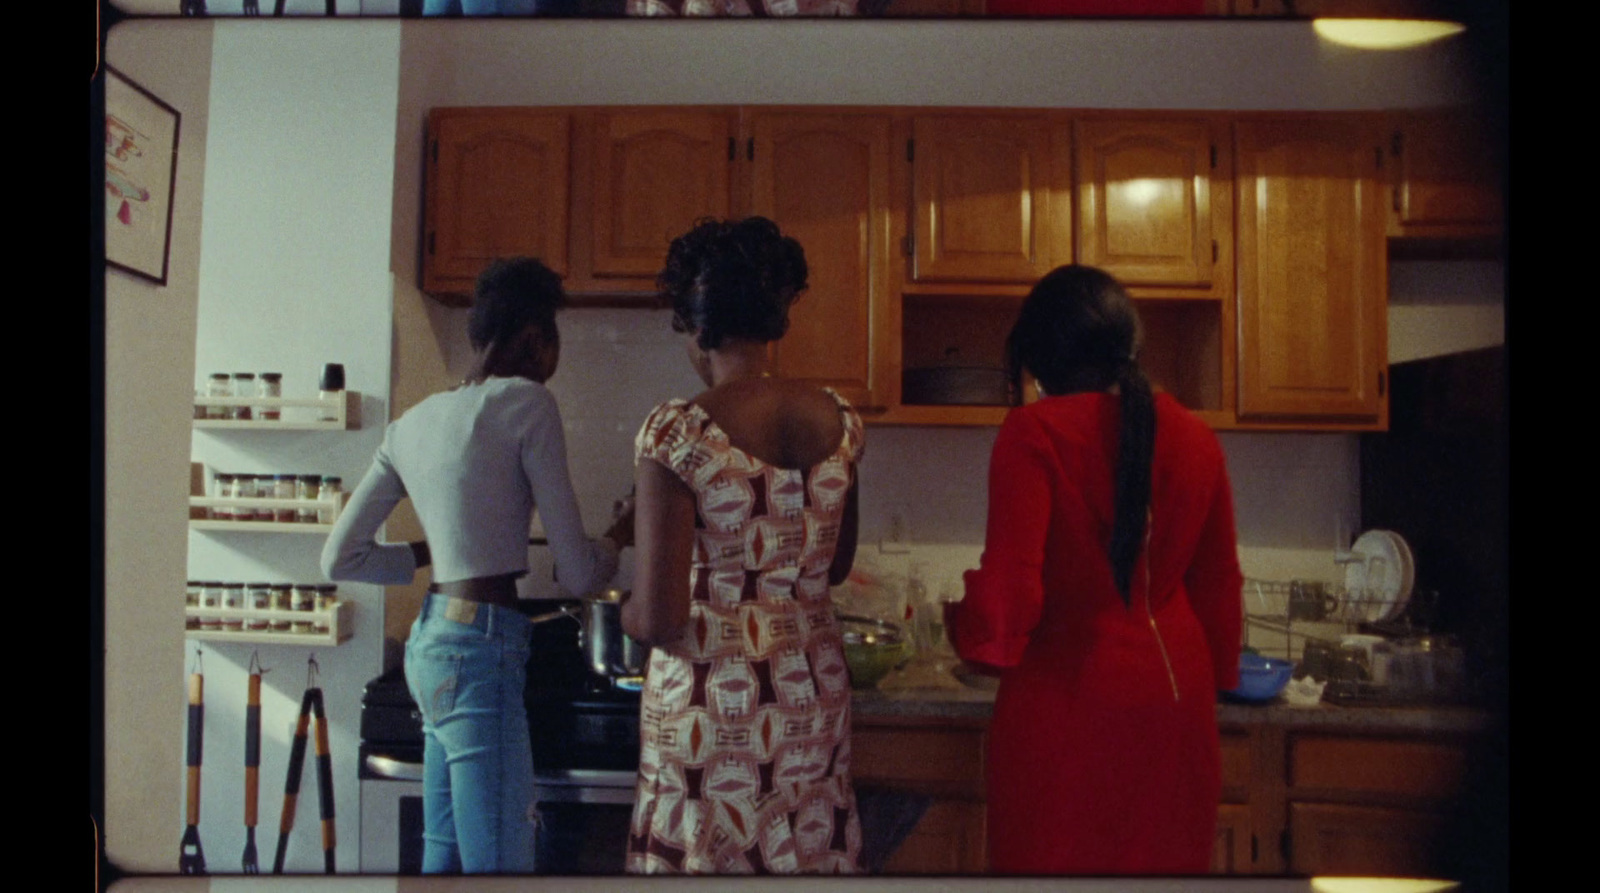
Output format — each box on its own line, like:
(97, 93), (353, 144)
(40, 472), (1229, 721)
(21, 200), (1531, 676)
(193, 391), (361, 431)
(186, 599), (354, 646)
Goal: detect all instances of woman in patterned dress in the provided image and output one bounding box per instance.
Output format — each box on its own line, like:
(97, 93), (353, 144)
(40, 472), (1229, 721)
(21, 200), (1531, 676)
(621, 217), (864, 874)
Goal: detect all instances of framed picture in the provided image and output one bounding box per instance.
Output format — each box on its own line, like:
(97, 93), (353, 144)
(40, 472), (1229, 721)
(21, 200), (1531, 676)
(105, 66), (181, 285)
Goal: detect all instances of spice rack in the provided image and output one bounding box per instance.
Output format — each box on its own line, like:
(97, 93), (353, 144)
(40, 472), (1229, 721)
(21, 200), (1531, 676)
(188, 494), (349, 533)
(185, 600), (354, 646)
(192, 390), (361, 431)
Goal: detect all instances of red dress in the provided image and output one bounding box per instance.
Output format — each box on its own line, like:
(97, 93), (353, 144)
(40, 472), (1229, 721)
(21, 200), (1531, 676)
(949, 392), (1243, 875)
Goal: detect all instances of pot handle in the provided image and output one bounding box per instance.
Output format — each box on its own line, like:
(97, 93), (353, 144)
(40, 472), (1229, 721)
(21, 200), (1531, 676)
(525, 605), (581, 627)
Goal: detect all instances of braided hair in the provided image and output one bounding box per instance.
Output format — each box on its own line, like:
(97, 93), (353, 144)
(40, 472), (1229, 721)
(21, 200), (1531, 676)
(658, 216), (809, 350)
(1004, 265), (1156, 607)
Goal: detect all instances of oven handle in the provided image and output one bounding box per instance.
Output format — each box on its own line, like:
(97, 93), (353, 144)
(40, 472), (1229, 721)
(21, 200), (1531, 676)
(364, 753), (425, 782)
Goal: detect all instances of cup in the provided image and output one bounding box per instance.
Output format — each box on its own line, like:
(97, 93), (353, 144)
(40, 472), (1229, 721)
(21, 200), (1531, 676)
(1288, 580), (1339, 621)
(1298, 639), (1338, 681)
(1340, 634), (1393, 686)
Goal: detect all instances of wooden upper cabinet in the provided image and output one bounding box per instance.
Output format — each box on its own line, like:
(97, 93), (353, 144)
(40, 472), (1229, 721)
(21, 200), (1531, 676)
(910, 114), (1064, 285)
(748, 111), (894, 410)
(570, 109), (737, 293)
(424, 109), (571, 302)
(1075, 117), (1227, 292)
(1389, 111), (1503, 240)
(1235, 118), (1388, 424)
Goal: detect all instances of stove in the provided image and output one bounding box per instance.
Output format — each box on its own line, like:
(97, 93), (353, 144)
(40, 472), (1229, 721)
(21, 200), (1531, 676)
(359, 598), (642, 875)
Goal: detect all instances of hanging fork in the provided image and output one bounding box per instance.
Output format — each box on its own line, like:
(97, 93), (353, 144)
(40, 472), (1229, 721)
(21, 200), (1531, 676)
(241, 652), (265, 873)
(179, 648), (207, 875)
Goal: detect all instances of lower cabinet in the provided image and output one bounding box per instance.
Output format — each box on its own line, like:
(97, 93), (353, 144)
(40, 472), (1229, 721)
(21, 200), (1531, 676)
(853, 712), (1485, 877)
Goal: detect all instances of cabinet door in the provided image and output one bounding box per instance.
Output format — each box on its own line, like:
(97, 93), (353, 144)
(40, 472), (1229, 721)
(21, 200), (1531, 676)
(574, 109), (736, 291)
(749, 111), (894, 409)
(1212, 803), (1253, 875)
(911, 115), (1062, 284)
(1391, 113), (1503, 237)
(1235, 119), (1387, 422)
(1076, 117), (1223, 289)
(424, 109), (571, 301)
(1287, 802), (1449, 877)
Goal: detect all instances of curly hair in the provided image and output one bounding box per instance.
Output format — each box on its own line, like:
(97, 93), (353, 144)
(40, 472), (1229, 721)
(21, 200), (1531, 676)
(468, 257), (568, 352)
(657, 217), (808, 351)
(1005, 265), (1156, 607)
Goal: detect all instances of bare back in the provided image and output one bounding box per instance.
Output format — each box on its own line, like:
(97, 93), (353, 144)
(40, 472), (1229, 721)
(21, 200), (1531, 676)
(689, 377), (846, 471)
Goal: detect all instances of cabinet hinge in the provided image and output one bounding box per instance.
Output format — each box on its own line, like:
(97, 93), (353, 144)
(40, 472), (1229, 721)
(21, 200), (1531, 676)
(907, 139), (915, 163)
(728, 137), (735, 162)
(1210, 144), (1218, 169)
(747, 138), (754, 162)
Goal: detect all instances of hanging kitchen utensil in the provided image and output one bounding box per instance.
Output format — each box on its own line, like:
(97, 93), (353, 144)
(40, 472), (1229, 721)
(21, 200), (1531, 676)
(241, 652), (265, 873)
(179, 649), (207, 875)
(272, 656), (337, 874)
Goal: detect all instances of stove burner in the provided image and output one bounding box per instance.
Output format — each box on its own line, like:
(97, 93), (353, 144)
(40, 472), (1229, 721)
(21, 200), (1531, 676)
(613, 676), (644, 693)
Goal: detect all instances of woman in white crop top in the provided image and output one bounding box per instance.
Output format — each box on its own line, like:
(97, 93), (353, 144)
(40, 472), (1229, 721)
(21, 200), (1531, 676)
(322, 258), (632, 874)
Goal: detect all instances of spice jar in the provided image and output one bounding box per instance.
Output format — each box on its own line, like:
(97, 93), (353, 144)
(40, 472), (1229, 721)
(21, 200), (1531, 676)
(247, 582), (273, 631)
(230, 374), (256, 420)
(212, 473), (235, 521)
(270, 584), (294, 631)
(292, 584), (317, 633)
(200, 582), (225, 631)
(318, 363), (345, 422)
(185, 581), (203, 629)
(258, 372), (283, 421)
(317, 476), (342, 524)
(223, 583), (247, 631)
(232, 474), (258, 521)
(205, 374), (232, 419)
(271, 474), (296, 522)
(296, 475), (322, 523)
(314, 584), (338, 634)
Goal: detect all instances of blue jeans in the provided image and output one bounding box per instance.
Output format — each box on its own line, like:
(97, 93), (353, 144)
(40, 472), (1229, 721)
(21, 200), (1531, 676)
(405, 593), (536, 874)
(423, 0), (541, 13)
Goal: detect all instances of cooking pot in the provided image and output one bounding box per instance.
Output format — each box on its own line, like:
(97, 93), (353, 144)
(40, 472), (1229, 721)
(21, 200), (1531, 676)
(528, 590), (649, 678)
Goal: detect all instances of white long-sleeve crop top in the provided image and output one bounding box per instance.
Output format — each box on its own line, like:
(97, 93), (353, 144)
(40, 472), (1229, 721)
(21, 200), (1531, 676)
(321, 376), (617, 594)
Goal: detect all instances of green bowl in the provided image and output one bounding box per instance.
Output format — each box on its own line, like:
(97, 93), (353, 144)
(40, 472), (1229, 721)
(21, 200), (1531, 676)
(840, 618), (911, 690)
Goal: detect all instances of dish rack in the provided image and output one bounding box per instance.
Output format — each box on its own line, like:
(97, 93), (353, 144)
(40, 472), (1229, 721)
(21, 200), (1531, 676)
(1241, 578), (1409, 659)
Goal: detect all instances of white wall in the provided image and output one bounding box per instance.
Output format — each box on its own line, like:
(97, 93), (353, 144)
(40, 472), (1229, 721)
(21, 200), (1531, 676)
(183, 20), (401, 874)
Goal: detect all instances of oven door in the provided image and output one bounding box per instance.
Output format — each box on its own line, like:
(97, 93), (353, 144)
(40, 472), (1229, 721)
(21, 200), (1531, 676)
(533, 768), (636, 874)
(359, 752), (425, 875)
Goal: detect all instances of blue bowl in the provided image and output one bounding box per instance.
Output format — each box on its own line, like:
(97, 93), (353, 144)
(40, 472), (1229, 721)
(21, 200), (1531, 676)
(1225, 653), (1294, 702)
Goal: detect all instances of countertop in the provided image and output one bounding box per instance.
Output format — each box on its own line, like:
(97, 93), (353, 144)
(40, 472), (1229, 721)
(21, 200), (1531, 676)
(851, 684), (1497, 735)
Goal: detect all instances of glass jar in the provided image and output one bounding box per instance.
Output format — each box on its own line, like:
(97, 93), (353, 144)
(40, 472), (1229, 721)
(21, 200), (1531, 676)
(313, 584), (338, 634)
(318, 363), (345, 422)
(271, 474), (296, 522)
(232, 474), (258, 521)
(292, 584), (317, 633)
(246, 583), (273, 631)
(230, 373), (256, 420)
(185, 581), (203, 630)
(222, 583), (247, 631)
(200, 582), (225, 631)
(212, 473), (235, 521)
(317, 476), (342, 524)
(296, 475), (322, 523)
(205, 374), (232, 419)
(270, 584), (294, 631)
(258, 372), (283, 421)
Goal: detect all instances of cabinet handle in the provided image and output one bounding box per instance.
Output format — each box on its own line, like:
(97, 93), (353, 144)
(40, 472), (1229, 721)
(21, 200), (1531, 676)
(747, 138), (754, 162)
(728, 137), (735, 162)
(1210, 144), (1218, 169)
(1212, 240), (1218, 264)
(427, 232), (434, 256)
(857, 405), (890, 415)
(1250, 833), (1258, 864)
(1374, 146), (1384, 171)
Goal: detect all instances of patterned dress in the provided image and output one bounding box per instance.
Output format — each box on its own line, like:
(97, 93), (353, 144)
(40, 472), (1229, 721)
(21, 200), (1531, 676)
(626, 389), (864, 875)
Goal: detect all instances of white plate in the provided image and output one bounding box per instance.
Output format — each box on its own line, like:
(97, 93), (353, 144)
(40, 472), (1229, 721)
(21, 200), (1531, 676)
(1345, 529), (1414, 622)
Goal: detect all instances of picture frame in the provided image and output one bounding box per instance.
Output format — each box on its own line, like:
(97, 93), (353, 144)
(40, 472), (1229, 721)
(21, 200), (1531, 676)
(105, 66), (181, 285)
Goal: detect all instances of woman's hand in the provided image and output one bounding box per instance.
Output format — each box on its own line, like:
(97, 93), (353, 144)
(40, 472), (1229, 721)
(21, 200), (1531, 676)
(605, 491), (636, 550)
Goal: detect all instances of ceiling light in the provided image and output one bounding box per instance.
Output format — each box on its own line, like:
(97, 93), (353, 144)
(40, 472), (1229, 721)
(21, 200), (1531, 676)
(1313, 18), (1467, 49)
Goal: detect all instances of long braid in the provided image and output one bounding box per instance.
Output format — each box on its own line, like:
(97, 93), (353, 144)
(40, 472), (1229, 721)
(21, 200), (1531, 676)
(1108, 359), (1156, 606)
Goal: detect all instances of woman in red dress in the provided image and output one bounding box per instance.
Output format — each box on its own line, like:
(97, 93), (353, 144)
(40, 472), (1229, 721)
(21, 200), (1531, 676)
(947, 265), (1243, 875)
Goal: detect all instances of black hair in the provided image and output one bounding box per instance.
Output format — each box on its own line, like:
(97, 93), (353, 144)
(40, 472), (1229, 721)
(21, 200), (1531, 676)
(1004, 264), (1156, 607)
(467, 257), (567, 352)
(657, 216), (808, 351)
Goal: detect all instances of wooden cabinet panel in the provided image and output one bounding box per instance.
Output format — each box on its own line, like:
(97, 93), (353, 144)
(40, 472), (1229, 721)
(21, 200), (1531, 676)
(911, 115), (1062, 284)
(1235, 118), (1387, 423)
(749, 112), (894, 409)
(424, 109), (571, 301)
(880, 799), (987, 875)
(853, 723), (986, 798)
(578, 109), (736, 288)
(1287, 802), (1448, 877)
(1290, 735), (1469, 798)
(1390, 112), (1503, 239)
(1213, 803), (1253, 875)
(1076, 117), (1223, 289)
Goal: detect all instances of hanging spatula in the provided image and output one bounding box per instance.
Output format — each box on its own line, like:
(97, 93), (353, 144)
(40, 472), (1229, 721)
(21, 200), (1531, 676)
(241, 660), (262, 873)
(179, 666), (207, 875)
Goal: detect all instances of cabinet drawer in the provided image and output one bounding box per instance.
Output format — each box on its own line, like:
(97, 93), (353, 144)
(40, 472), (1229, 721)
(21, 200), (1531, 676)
(1289, 735), (1468, 798)
(852, 725), (985, 798)
(879, 799), (986, 875)
(1219, 728), (1251, 796)
(1287, 802), (1448, 877)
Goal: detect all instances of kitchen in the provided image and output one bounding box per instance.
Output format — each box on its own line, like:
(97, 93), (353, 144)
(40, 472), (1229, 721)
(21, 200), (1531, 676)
(97, 8), (1506, 890)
